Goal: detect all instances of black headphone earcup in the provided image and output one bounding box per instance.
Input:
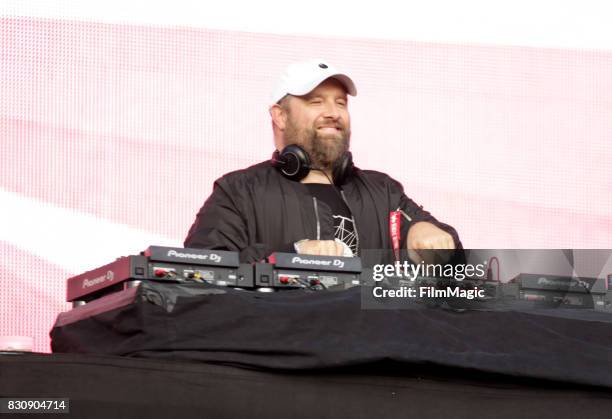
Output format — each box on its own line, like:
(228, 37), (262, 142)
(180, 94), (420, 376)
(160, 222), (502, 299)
(332, 151), (353, 186)
(271, 145), (311, 181)
(273, 146), (353, 185)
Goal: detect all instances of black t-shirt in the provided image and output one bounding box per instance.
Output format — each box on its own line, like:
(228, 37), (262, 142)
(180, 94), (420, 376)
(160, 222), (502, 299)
(304, 184), (358, 256)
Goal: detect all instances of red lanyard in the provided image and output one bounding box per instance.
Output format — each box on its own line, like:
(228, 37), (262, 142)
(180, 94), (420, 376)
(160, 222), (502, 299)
(389, 210), (401, 261)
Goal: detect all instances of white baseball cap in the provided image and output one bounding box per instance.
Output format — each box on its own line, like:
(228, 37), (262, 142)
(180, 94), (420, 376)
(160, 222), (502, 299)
(270, 59), (357, 105)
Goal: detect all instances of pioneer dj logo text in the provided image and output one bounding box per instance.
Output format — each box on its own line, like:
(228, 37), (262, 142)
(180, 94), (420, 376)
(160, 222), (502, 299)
(291, 256), (345, 268)
(167, 250), (222, 263)
(82, 270), (114, 288)
(537, 277), (589, 289)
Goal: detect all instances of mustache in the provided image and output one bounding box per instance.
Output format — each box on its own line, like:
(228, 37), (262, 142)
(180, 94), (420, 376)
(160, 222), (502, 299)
(283, 117), (350, 170)
(316, 121), (346, 131)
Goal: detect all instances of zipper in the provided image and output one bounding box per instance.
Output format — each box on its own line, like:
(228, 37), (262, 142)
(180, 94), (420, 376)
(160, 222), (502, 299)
(397, 207), (412, 222)
(312, 197), (321, 240)
(340, 190), (360, 255)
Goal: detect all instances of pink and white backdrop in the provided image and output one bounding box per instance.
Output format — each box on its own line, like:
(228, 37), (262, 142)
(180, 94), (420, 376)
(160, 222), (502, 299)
(1, 13), (612, 352)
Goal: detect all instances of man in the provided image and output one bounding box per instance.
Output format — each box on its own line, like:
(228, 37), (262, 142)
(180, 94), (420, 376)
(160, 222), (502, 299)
(185, 59), (461, 265)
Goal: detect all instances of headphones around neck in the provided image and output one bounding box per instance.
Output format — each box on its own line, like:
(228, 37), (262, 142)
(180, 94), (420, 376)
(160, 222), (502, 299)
(270, 144), (354, 186)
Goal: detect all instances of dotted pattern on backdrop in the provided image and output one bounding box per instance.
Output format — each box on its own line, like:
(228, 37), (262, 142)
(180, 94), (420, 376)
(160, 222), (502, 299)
(1, 17), (611, 352)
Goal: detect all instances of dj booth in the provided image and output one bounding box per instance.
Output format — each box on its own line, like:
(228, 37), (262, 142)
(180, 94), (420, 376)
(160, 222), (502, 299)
(5, 246), (612, 418)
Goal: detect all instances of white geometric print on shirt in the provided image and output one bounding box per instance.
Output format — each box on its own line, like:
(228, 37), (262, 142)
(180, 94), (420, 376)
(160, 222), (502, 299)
(333, 215), (358, 256)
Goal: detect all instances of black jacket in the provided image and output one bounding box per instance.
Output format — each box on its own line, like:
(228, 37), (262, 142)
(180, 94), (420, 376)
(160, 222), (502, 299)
(185, 161), (462, 265)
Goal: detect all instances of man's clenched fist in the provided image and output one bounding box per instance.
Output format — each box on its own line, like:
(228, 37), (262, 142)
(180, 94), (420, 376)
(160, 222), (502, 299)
(295, 239), (345, 256)
(407, 221), (455, 264)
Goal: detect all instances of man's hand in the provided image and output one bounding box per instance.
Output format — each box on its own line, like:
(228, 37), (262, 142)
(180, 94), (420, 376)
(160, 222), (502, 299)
(407, 221), (455, 264)
(295, 239), (344, 256)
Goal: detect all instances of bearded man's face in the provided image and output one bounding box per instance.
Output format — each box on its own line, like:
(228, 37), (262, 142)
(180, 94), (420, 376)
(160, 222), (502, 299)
(281, 78), (351, 170)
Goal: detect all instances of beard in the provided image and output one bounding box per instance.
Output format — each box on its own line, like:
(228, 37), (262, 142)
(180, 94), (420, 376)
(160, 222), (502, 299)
(284, 118), (351, 170)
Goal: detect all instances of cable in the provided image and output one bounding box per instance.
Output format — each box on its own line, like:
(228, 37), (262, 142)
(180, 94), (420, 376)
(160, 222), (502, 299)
(294, 276), (326, 291)
(488, 256), (500, 282)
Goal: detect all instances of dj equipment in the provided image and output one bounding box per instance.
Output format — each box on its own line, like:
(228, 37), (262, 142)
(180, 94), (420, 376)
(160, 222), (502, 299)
(271, 144), (353, 186)
(255, 252), (363, 291)
(66, 246), (253, 306)
(56, 250), (370, 336)
(66, 248), (368, 307)
(64, 245), (612, 314)
(500, 273), (612, 311)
